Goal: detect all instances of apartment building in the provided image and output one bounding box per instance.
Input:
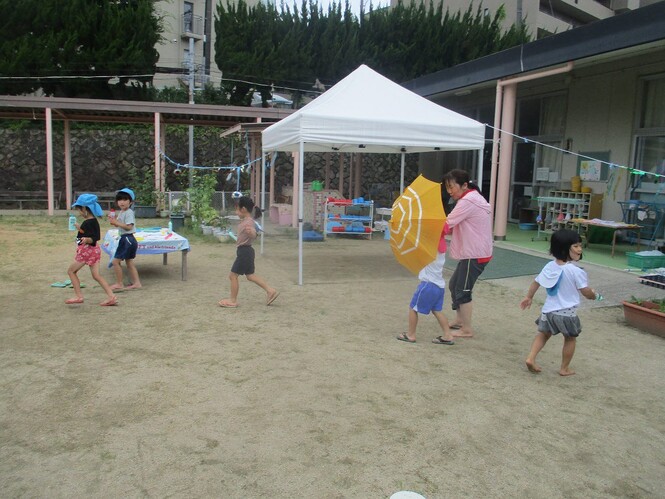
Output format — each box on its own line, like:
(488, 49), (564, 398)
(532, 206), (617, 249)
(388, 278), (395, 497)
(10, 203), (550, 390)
(153, 0), (269, 90)
(393, 0), (664, 39)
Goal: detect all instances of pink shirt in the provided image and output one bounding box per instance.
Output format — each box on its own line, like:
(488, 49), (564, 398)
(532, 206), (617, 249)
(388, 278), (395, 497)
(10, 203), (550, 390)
(446, 189), (493, 260)
(236, 217), (257, 247)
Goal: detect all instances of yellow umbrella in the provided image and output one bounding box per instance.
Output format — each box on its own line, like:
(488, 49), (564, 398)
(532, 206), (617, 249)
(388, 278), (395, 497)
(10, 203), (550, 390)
(390, 175), (447, 275)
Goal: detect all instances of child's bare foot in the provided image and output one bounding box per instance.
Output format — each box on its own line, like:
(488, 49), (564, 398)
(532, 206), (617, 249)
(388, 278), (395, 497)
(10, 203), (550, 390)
(559, 368), (576, 376)
(266, 290), (279, 305)
(525, 359), (542, 373)
(65, 297), (84, 304)
(110, 284), (125, 291)
(452, 329), (474, 338)
(99, 296), (118, 306)
(218, 299), (238, 308)
(125, 283), (142, 290)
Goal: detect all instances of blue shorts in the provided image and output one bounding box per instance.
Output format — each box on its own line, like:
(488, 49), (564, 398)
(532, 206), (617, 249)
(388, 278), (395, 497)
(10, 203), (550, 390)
(410, 281), (445, 314)
(113, 234), (138, 261)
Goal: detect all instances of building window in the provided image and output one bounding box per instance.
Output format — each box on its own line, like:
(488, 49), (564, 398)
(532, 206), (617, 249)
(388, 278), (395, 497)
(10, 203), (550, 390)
(633, 75), (665, 195)
(511, 93), (566, 219)
(183, 2), (193, 32)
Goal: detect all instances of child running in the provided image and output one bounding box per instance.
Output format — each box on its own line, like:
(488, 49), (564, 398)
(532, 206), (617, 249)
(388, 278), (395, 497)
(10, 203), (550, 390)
(108, 188), (142, 290)
(396, 229), (454, 345)
(65, 194), (117, 306)
(520, 229), (602, 376)
(218, 196), (279, 308)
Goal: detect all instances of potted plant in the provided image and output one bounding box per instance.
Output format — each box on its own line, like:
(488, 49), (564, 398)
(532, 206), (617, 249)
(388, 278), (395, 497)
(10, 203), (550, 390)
(169, 195), (187, 232)
(622, 296), (665, 338)
(155, 191), (169, 218)
(128, 165), (158, 218)
(187, 171), (218, 233)
(207, 214), (234, 242)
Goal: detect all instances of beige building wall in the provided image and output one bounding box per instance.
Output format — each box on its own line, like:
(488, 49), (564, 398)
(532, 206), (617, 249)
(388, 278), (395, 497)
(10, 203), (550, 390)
(390, 0), (661, 38)
(154, 0), (268, 89)
(424, 47), (665, 223)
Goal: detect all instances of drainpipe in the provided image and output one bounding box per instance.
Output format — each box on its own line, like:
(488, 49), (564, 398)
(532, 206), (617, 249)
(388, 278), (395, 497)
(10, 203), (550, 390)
(490, 62), (574, 240)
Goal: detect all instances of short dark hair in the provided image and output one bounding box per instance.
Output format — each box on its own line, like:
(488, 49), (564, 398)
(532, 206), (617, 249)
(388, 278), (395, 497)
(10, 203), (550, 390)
(115, 192), (132, 202)
(550, 229), (582, 261)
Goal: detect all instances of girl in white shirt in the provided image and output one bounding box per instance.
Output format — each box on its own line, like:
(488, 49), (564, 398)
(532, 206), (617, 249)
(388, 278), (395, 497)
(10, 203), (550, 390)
(520, 230), (602, 376)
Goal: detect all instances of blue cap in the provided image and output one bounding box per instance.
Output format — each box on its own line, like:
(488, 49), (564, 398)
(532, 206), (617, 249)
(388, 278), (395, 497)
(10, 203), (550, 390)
(72, 193), (103, 217)
(117, 187), (135, 201)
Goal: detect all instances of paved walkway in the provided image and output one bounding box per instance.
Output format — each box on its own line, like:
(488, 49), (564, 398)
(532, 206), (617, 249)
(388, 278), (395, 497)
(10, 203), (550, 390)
(493, 240), (665, 309)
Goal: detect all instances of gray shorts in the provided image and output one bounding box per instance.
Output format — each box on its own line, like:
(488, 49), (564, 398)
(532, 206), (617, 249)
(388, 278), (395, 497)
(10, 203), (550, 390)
(449, 258), (487, 310)
(536, 309), (581, 337)
(231, 245), (255, 275)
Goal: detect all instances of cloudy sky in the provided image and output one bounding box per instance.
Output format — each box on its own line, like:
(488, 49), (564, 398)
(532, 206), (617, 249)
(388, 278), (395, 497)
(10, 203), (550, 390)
(292, 0), (389, 15)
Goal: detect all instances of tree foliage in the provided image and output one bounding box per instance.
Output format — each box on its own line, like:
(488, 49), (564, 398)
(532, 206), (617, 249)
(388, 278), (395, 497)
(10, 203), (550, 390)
(215, 0), (530, 105)
(0, 0), (163, 99)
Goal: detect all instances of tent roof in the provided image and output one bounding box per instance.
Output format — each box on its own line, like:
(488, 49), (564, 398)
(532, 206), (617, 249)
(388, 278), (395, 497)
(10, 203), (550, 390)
(262, 65), (485, 154)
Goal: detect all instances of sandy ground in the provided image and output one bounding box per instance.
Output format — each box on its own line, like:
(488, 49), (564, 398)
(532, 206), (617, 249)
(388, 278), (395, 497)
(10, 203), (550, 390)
(1, 216), (664, 498)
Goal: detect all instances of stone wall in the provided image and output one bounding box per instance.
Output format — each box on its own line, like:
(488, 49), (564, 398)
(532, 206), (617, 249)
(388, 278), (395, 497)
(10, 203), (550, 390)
(0, 127), (419, 207)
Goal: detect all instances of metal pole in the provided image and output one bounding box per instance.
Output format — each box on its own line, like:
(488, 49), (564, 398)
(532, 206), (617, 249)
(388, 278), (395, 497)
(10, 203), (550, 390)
(45, 108), (54, 216)
(400, 152), (405, 193)
(477, 148), (484, 191)
(260, 153), (266, 254)
(188, 36), (195, 189)
(298, 141), (305, 286)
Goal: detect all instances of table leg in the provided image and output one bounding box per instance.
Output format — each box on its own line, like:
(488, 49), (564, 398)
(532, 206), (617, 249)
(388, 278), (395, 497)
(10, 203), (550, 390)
(181, 250), (188, 281)
(163, 253), (168, 265)
(611, 229), (617, 258)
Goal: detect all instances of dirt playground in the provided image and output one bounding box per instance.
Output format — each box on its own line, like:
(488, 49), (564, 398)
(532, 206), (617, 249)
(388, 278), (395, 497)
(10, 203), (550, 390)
(1, 215), (664, 498)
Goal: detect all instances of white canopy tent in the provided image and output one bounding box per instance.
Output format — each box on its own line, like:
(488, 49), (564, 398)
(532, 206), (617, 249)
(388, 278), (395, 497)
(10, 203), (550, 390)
(261, 64), (486, 284)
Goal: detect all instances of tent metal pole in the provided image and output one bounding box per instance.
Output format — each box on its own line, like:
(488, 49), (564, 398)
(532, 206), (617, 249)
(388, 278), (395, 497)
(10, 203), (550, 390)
(400, 152), (405, 193)
(477, 148), (484, 191)
(260, 152), (266, 254)
(298, 141), (305, 285)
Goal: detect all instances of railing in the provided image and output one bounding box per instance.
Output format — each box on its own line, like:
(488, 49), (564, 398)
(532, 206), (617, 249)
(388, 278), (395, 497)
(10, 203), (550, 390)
(167, 191), (272, 214)
(182, 14), (203, 37)
(178, 62), (209, 89)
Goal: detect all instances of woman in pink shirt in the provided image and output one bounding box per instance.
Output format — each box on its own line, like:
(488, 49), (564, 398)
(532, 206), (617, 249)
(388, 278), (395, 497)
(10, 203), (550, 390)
(443, 169), (493, 338)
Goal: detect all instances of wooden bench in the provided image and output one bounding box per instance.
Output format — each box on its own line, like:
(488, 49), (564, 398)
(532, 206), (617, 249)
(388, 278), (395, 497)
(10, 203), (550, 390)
(73, 191), (117, 210)
(0, 190), (62, 209)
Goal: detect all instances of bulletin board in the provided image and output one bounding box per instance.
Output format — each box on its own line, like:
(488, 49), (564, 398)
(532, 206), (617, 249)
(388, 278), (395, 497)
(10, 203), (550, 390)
(577, 151), (610, 181)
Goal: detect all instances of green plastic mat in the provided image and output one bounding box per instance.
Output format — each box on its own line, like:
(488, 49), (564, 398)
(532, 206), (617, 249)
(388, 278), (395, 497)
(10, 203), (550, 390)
(445, 246), (550, 280)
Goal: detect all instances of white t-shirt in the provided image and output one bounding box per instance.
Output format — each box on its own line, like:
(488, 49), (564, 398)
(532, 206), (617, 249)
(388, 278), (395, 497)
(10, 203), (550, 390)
(418, 252), (446, 289)
(117, 208), (136, 235)
(536, 260), (588, 313)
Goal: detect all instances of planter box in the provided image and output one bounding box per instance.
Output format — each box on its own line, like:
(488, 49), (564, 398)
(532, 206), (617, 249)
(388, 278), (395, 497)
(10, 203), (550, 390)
(622, 301), (665, 338)
(169, 213), (185, 232)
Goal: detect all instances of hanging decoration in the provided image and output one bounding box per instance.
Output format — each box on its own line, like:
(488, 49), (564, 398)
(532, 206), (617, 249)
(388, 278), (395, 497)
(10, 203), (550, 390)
(485, 124), (665, 182)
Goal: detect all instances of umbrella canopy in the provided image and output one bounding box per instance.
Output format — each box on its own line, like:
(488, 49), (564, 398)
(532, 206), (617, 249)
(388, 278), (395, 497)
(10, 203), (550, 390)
(390, 175), (447, 275)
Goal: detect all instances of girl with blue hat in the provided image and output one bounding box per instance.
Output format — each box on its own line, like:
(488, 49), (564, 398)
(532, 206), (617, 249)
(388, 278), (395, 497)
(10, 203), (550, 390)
(108, 187), (142, 290)
(65, 194), (117, 306)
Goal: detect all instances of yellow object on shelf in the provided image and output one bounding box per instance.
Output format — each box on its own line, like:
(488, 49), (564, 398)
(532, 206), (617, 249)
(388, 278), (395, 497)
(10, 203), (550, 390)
(581, 186), (592, 193)
(571, 175), (581, 192)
